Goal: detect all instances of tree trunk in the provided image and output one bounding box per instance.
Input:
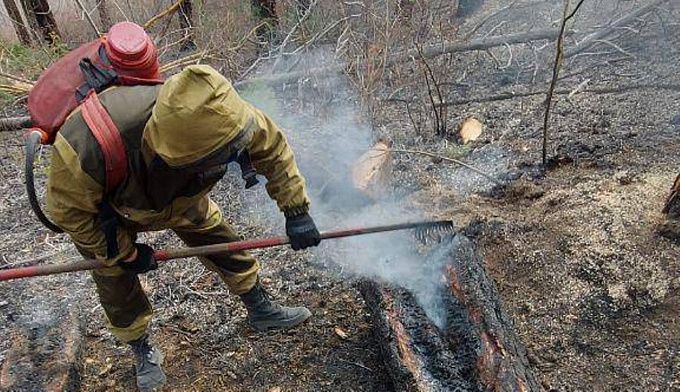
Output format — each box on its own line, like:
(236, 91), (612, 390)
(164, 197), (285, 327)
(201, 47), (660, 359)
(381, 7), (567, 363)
(3, 0), (32, 45)
(23, 0), (61, 44)
(98, 0), (112, 30)
(359, 235), (542, 391)
(178, 0), (196, 51)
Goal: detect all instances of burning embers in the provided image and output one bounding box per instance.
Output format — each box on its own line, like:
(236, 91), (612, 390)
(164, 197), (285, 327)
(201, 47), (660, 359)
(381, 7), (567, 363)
(360, 235), (540, 392)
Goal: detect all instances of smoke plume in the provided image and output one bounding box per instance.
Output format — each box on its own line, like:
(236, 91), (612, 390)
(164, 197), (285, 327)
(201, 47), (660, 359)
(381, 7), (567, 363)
(235, 47), (458, 327)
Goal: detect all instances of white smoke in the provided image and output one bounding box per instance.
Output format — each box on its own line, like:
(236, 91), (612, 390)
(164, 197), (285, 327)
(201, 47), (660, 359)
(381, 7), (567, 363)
(238, 47), (456, 327)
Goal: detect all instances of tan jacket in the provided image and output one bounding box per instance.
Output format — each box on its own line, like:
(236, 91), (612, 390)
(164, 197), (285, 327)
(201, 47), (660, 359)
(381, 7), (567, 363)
(47, 65), (310, 265)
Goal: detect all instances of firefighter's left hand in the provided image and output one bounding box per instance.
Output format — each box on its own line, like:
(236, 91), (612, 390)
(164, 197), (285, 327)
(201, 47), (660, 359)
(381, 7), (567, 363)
(119, 243), (158, 274)
(286, 213), (321, 250)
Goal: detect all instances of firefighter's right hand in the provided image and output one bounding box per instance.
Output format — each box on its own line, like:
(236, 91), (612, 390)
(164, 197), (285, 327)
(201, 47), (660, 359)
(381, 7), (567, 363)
(119, 243), (158, 274)
(286, 213), (321, 251)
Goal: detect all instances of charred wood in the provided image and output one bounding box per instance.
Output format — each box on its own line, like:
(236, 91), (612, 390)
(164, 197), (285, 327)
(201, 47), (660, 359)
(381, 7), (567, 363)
(360, 235), (541, 391)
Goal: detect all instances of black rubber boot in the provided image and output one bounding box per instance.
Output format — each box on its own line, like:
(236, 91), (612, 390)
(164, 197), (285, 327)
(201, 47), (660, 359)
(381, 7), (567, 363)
(239, 281), (311, 331)
(129, 334), (166, 392)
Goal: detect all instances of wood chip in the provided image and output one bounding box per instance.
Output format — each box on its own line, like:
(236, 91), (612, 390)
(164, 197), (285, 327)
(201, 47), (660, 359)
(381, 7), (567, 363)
(334, 327), (349, 340)
(97, 363), (113, 377)
(459, 117), (483, 144)
(179, 320), (199, 333)
(351, 141), (392, 199)
(267, 387), (281, 392)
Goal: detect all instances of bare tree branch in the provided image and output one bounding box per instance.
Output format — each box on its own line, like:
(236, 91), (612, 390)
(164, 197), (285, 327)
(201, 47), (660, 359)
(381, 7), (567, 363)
(144, 0), (185, 30)
(382, 148), (502, 185)
(542, 0), (585, 166)
(565, 0), (669, 58)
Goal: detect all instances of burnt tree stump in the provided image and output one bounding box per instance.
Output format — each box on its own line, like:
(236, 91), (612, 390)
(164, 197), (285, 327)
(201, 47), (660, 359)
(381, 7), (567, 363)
(360, 235), (541, 392)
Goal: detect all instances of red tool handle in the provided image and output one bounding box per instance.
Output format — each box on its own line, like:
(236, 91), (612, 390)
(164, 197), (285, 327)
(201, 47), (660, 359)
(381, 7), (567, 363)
(0, 220), (451, 282)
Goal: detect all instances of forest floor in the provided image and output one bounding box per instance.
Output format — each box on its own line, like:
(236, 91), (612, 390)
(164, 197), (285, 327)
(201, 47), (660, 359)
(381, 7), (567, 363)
(0, 0), (679, 391)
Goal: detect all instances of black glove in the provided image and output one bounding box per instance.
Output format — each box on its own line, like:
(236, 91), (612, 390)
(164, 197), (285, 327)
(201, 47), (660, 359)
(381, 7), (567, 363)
(118, 243), (158, 274)
(286, 213), (321, 251)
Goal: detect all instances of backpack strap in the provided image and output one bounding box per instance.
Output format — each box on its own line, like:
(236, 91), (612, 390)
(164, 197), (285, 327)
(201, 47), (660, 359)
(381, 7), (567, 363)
(76, 55), (118, 103)
(80, 91), (128, 192)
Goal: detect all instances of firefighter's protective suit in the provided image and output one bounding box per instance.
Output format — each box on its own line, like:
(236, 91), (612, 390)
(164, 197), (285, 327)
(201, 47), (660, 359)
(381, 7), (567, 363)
(46, 65), (311, 342)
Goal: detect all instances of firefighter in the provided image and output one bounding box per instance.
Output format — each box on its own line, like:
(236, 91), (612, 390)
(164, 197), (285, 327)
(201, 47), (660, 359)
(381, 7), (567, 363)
(46, 65), (320, 391)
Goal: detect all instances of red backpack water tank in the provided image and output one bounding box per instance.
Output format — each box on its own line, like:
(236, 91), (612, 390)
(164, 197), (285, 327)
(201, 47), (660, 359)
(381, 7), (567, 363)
(28, 21), (162, 144)
(25, 22), (163, 233)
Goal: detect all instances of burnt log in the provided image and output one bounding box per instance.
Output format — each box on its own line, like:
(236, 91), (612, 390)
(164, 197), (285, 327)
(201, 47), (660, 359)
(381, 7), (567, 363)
(360, 235), (541, 391)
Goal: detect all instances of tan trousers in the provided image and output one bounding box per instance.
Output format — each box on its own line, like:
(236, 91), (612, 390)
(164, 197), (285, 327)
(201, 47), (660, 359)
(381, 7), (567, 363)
(90, 197), (259, 342)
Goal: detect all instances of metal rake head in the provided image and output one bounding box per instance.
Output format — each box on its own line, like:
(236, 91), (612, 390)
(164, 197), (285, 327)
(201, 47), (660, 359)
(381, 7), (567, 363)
(413, 220), (456, 244)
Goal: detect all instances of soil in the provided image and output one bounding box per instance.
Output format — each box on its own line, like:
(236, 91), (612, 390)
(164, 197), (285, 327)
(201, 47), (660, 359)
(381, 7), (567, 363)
(1, 0), (679, 391)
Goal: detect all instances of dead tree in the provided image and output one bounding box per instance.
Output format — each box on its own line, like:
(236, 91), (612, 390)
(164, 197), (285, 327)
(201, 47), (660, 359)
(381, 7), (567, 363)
(3, 0), (33, 45)
(98, 0), (112, 30)
(178, 0), (196, 51)
(22, 0), (61, 44)
(250, 0), (311, 42)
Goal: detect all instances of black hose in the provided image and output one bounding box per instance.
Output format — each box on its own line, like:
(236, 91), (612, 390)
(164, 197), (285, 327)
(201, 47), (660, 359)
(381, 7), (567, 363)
(25, 130), (64, 233)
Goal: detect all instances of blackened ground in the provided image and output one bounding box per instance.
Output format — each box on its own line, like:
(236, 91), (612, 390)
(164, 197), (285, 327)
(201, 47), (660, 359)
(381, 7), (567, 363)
(378, 2), (680, 389)
(0, 121), (393, 391)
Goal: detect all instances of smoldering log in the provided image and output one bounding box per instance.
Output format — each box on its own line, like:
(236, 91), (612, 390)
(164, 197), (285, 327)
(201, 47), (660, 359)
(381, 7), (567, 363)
(360, 235), (541, 392)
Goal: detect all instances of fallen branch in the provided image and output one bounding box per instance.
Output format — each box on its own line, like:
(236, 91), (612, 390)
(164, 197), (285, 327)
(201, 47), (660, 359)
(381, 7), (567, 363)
(381, 148), (502, 185)
(0, 116), (32, 132)
(565, 0), (668, 58)
(543, 0), (585, 165)
(419, 83), (680, 106)
(144, 0), (186, 30)
(0, 71), (34, 86)
(389, 28), (570, 69)
(236, 28), (569, 88)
